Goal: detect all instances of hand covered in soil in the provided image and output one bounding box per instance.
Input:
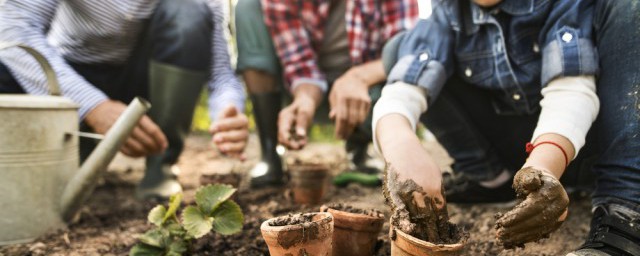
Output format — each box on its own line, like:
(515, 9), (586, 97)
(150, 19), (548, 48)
(329, 70), (371, 140)
(210, 105), (249, 160)
(85, 99), (167, 157)
(495, 167), (569, 248)
(384, 164), (454, 244)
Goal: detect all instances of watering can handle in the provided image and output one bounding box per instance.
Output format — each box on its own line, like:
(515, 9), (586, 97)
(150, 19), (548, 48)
(0, 42), (61, 96)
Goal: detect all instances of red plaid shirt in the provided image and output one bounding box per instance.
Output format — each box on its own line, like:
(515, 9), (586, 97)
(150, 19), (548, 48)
(261, 0), (419, 92)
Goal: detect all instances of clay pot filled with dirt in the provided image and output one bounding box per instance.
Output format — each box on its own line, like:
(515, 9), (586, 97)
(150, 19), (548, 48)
(320, 203), (385, 256)
(390, 227), (465, 256)
(260, 212), (334, 256)
(288, 163), (329, 205)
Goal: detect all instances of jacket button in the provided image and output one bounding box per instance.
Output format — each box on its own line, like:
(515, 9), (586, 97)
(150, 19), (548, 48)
(533, 43), (540, 53)
(512, 93), (522, 101)
(465, 67), (472, 77)
(562, 32), (573, 43)
(419, 53), (429, 62)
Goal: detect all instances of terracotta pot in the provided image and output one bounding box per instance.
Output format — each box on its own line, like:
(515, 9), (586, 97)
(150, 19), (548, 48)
(390, 227), (464, 256)
(289, 164), (329, 205)
(260, 212), (334, 256)
(322, 206), (384, 256)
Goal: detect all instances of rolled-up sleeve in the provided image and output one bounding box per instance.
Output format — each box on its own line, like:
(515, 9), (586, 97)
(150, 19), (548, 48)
(386, 0), (454, 104)
(540, 0), (597, 86)
(207, 0), (246, 120)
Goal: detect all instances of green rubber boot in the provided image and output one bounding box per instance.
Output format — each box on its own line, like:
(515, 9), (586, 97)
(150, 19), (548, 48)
(136, 61), (208, 200)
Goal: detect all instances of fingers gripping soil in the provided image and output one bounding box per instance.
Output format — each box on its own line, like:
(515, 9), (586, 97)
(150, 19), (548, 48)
(495, 167), (569, 249)
(383, 164), (462, 244)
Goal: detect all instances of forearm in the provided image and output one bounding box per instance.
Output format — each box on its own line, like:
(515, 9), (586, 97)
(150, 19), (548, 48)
(524, 134), (575, 179)
(207, 0), (245, 120)
(376, 114), (421, 157)
(293, 83), (324, 108)
(525, 76), (598, 179)
(349, 59), (386, 88)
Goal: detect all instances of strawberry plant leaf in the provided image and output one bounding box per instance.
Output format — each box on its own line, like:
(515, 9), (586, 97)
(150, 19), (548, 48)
(137, 228), (166, 248)
(147, 205), (167, 227)
(182, 205), (213, 239)
(167, 238), (188, 255)
(164, 193), (183, 223)
(195, 184), (236, 215)
(211, 200), (244, 235)
(129, 243), (164, 256)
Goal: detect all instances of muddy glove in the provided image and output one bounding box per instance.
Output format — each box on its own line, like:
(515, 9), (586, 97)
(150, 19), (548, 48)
(384, 164), (455, 244)
(495, 167), (569, 248)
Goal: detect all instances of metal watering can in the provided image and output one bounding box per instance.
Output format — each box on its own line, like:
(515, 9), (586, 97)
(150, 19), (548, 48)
(0, 43), (151, 245)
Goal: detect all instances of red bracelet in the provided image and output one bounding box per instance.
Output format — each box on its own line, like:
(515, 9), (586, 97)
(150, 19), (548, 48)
(526, 141), (569, 167)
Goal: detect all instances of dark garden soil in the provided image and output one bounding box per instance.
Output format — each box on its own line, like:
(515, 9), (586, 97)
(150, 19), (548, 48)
(0, 135), (592, 256)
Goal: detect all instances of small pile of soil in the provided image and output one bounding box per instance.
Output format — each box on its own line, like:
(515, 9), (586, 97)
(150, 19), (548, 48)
(322, 203), (384, 218)
(268, 213), (315, 226)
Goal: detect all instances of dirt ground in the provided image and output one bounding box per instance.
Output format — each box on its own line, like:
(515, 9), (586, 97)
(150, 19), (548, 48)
(0, 134), (592, 256)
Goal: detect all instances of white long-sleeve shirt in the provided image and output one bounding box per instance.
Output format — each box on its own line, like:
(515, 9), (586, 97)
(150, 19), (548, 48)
(0, 0), (244, 120)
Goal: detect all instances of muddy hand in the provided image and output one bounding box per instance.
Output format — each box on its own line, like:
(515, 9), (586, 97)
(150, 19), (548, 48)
(495, 167), (569, 248)
(384, 164), (450, 242)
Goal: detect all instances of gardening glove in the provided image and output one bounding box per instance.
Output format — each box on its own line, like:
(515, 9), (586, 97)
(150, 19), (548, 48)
(384, 164), (452, 243)
(495, 167), (569, 248)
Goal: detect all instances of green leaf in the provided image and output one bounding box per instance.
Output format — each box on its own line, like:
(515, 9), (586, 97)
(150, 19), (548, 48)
(167, 238), (188, 255)
(137, 229), (166, 248)
(164, 193), (183, 222)
(195, 184), (236, 215)
(165, 222), (186, 237)
(211, 200), (244, 235)
(148, 205), (167, 227)
(182, 205), (213, 239)
(129, 244), (165, 256)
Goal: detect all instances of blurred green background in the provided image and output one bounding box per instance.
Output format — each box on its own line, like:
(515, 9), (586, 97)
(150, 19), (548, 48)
(190, 90), (337, 143)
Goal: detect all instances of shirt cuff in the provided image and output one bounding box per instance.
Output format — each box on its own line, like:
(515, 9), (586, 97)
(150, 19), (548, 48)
(372, 81), (428, 153)
(387, 54), (447, 103)
(541, 28), (598, 86)
(208, 87), (246, 121)
(531, 76), (599, 159)
(290, 77), (328, 93)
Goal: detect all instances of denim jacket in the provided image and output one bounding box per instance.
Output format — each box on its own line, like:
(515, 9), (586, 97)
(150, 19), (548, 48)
(388, 0), (598, 115)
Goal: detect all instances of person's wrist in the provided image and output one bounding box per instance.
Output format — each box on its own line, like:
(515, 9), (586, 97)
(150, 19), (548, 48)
(293, 83), (323, 108)
(84, 99), (111, 126)
(346, 66), (372, 89)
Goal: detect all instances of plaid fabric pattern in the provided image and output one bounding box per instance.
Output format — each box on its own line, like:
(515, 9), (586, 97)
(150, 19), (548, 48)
(261, 0), (419, 91)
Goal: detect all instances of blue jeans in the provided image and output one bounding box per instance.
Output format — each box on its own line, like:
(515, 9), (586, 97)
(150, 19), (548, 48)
(0, 0), (213, 165)
(385, 0), (640, 210)
(590, 0), (640, 211)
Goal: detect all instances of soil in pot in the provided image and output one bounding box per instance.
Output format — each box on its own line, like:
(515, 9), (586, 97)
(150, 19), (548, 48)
(260, 212), (334, 256)
(383, 166), (468, 255)
(289, 163), (329, 205)
(321, 203), (385, 256)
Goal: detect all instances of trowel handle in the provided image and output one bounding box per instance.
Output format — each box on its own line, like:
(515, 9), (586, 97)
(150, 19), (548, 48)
(0, 42), (61, 96)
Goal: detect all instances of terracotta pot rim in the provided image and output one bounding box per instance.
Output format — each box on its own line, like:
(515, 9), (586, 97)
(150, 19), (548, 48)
(325, 207), (384, 221)
(393, 227), (465, 249)
(261, 212), (333, 232)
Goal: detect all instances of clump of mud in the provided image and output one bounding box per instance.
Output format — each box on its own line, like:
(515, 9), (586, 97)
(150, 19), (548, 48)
(383, 164), (467, 245)
(268, 213), (315, 226)
(321, 203), (384, 218)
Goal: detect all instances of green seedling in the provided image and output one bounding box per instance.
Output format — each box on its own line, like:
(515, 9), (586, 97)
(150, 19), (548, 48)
(129, 184), (244, 256)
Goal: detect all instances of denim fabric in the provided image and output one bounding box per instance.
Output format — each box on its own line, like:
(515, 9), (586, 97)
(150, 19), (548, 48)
(382, 0), (640, 209)
(590, 0), (640, 207)
(388, 0), (597, 115)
